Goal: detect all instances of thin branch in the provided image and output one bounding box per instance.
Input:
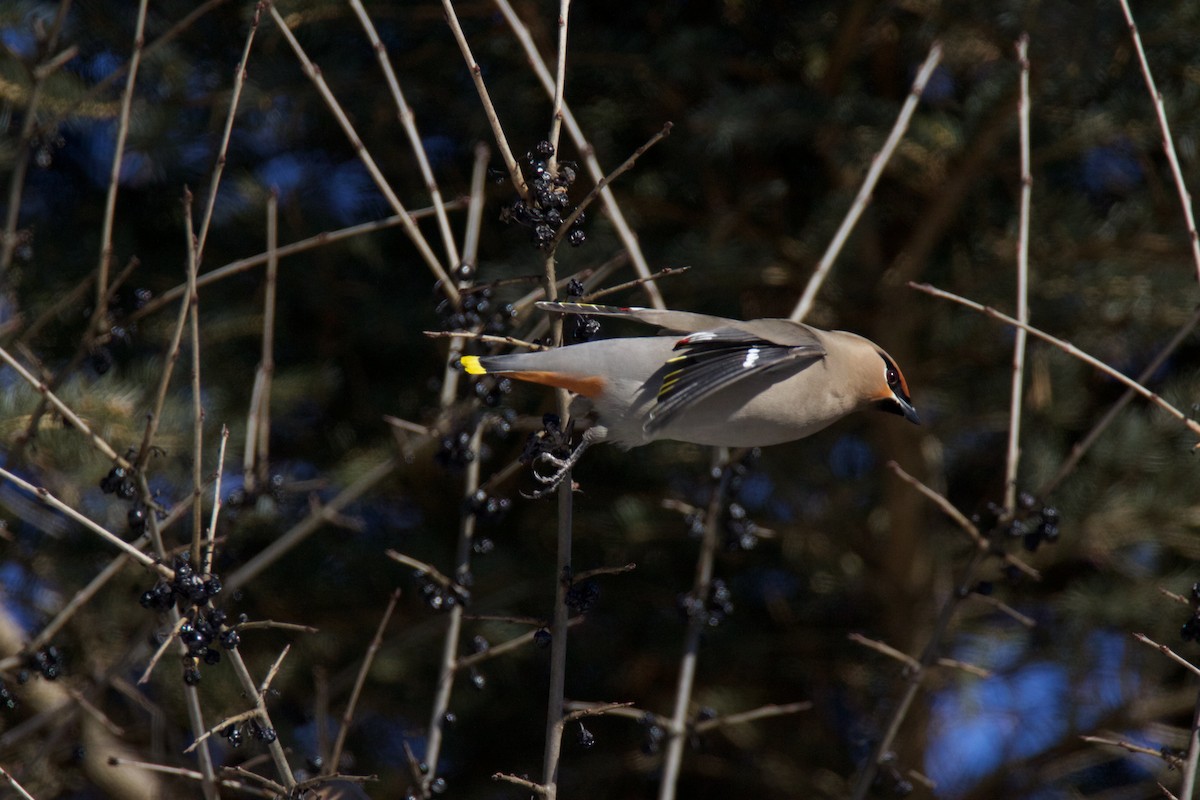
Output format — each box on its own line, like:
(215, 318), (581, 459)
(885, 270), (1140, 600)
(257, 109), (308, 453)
(0, 0), (74, 274)
(225, 457), (397, 592)
(1117, 0), (1200, 285)
(546, 0), (571, 177)
(455, 617), (584, 670)
(789, 41), (943, 322)
(245, 192), (279, 493)
(440, 0), (529, 201)
(693, 701), (812, 734)
(424, 330), (550, 351)
(550, 122), (673, 251)
(0, 466), (170, 577)
(493, 772), (548, 795)
(1133, 632), (1200, 680)
(493, 0), (666, 310)
(259, 644), (292, 696)
(0, 344), (128, 465)
(94, 0), (150, 312)
(909, 282), (1200, 443)
(849, 633), (920, 672)
(1038, 305), (1200, 498)
(1004, 34), (1032, 513)
(138, 616), (188, 685)
(225, 647), (296, 788)
(659, 453), (731, 800)
(425, 422), (484, 796)
(329, 590), (401, 775)
(348, 0), (460, 269)
(969, 592), (1037, 628)
(267, 4), (459, 303)
(203, 426), (229, 577)
(195, 2), (263, 260)
(0, 764), (38, 800)
(186, 191), (204, 568)
(129, 203), (460, 324)
(850, 545), (991, 799)
(583, 265), (689, 303)
(1081, 735), (1185, 768)
(886, 461), (1040, 579)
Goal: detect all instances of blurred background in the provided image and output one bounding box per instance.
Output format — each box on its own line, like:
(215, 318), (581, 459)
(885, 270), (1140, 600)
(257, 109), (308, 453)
(2, 1), (1200, 798)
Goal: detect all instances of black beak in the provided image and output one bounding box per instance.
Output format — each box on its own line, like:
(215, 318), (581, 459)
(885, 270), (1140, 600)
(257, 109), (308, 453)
(878, 397), (921, 425)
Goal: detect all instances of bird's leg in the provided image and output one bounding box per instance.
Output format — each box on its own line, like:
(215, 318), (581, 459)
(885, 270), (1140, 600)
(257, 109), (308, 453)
(524, 427), (600, 499)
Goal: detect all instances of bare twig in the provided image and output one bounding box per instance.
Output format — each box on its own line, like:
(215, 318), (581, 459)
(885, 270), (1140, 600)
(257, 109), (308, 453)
(0, 1), (73, 274)
(493, 772), (548, 795)
(0, 764), (38, 800)
(225, 647), (296, 788)
(909, 282), (1200, 443)
(0, 344), (128, 465)
(659, 453), (731, 800)
(546, 0), (571, 176)
(848, 546), (988, 800)
(186, 192), (205, 568)
(245, 193), (279, 493)
(0, 466), (170, 577)
(203, 426), (230, 576)
(1038, 305), (1200, 498)
(268, 4), (459, 302)
(424, 330), (550, 351)
(328, 590), (400, 774)
(790, 41), (943, 322)
(693, 701), (812, 734)
(348, 0), (460, 269)
(138, 616), (188, 685)
(195, 2), (263, 260)
(550, 122), (673, 251)
(493, 0), (666, 310)
(969, 592), (1037, 628)
(849, 633), (920, 672)
(94, 0), (150, 311)
(456, 617), (585, 670)
(129, 204), (460, 324)
(1133, 633), (1200, 679)
(583, 265), (689, 303)
(1081, 735), (1184, 768)
(1004, 34), (1032, 514)
(225, 457), (397, 591)
(440, 0), (528, 201)
(886, 461), (1040, 579)
(423, 420), (482, 795)
(1117, 0), (1200, 285)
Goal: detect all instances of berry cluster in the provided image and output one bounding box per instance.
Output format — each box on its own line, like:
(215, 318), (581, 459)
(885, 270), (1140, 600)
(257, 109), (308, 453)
(565, 279), (600, 343)
(0, 682), (15, 712)
(139, 553), (222, 611)
(23, 646), (64, 680)
(873, 751), (914, 796)
(640, 713), (666, 755)
(973, 493), (1061, 555)
(414, 570), (470, 612)
(473, 375), (512, 408)
(564, 577), (600, 614)
(99, 466), (136, 500)
(465, 489), (511, 524)
(499, 141), (586, 250)
(222, 719), (276, 749)
(435, 278), (518, 336)
(678, 578), (734, 628)
(435, 426), (477, 471)
(576, 721), (596, 749)
(88, 288), (151, 375)
(1180, 583), (1200, 643)
(140, 553), (238, 685)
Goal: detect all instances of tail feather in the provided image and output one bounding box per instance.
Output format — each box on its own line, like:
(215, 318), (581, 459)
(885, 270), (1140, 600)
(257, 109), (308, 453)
(460, 355), (486, 375)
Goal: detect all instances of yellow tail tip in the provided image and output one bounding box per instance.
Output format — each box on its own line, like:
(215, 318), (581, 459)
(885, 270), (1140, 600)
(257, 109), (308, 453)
(460, 355), (486, 375)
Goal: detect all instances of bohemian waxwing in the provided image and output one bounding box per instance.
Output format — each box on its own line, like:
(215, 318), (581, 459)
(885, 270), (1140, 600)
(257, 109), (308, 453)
(460, 302), (919, 492)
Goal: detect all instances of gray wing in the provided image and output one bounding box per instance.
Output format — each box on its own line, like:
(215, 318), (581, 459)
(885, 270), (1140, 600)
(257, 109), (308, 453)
(536, 301), (739, 334)
(647, 327), (825, 433)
